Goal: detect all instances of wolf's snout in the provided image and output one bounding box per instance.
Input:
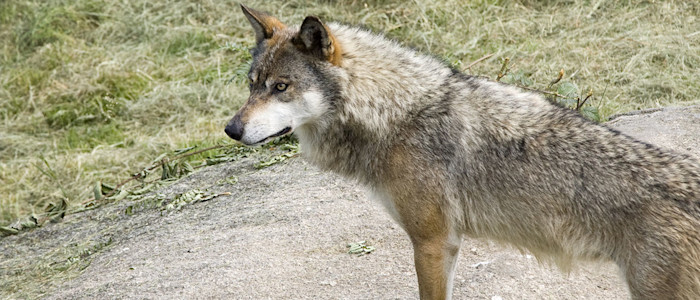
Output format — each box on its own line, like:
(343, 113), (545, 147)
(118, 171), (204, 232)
(224, 115), (244, 141)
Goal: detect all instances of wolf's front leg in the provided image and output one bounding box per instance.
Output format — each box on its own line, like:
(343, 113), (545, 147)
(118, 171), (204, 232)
(411, 232), (462, 300)
(391, 191), (462, 300)
(383, 145), (462, 299)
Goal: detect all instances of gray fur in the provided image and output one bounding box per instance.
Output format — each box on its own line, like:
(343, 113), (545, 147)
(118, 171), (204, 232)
(226, 6), (700, 300)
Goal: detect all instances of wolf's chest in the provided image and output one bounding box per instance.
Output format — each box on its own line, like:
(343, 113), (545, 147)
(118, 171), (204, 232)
(366, 187), (403, 227)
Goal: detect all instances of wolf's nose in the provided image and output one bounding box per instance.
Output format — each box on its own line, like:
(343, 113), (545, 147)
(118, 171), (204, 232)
(224, 116), (244, 141)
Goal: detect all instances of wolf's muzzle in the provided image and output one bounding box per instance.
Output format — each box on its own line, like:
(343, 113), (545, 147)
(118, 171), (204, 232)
(224, 115), (244, 141)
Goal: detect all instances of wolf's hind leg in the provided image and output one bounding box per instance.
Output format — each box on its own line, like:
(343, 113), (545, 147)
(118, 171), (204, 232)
(619, 224), (700, 300)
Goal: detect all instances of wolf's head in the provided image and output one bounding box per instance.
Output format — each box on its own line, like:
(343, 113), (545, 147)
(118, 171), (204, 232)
(224, 5), (342, 145)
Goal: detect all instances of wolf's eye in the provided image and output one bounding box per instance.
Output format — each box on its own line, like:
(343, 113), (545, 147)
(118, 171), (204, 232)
(275, 83), (288, 92)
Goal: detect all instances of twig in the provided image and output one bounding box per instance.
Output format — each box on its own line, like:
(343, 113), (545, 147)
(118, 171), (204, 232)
(496, 57), (510, 82)
(515, 84), (566, 98)
(576, 89), (594, 110)
(464, 53), (494, 72)
(547, 69), (564, 89)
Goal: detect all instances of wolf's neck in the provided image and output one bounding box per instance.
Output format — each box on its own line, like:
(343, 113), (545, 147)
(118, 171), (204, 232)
(294, 24), (453, 183)
(330, 23), (453, 137)
(293, 119), (383, 184)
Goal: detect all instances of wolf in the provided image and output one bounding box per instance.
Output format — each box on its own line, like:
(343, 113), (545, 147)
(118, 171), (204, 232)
(224, 5), (700, 299)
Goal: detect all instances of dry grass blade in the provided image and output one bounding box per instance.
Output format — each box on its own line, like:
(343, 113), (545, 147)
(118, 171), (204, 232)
(464, 53), (494, 72)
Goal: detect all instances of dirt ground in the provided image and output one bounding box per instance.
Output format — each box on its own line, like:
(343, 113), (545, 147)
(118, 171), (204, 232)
(1, 105), (698, 299)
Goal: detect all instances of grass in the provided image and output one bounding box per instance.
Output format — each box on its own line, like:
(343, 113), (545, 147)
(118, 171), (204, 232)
(1, 0), (699, 226)
(0, 233), (113, 298)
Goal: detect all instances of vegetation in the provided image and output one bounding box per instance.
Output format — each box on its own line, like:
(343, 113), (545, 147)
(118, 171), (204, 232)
(1, 0), (699, 226)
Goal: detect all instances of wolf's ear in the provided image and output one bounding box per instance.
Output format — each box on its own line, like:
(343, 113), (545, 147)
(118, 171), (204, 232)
(240, 4), (286, 44)
(293, 16), (342, 66)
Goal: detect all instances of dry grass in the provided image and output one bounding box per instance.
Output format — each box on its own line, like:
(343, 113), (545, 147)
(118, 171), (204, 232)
(1, 0), (699, 225)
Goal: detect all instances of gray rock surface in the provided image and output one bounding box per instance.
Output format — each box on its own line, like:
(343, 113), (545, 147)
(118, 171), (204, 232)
(607, 106), (700, 159)
(1, 105), (698, 299)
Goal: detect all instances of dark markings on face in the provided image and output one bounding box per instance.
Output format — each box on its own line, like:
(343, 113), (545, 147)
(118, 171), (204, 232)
(245, 37), (342, 109)
(307, 61), (341, 109)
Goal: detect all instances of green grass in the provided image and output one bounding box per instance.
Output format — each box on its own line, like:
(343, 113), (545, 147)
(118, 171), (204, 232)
(1, 0), (699, 225)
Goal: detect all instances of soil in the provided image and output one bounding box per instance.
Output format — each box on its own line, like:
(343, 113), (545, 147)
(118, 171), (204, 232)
(1, 105), (698, 299)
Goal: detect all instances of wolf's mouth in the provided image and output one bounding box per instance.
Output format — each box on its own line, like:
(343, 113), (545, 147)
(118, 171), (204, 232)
(271, 126), (292, 138)
(253, 127), (292, 145)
